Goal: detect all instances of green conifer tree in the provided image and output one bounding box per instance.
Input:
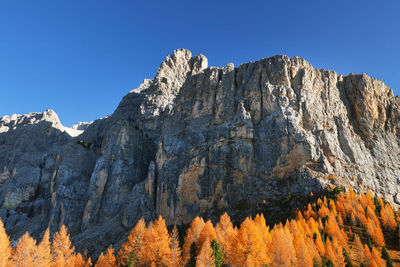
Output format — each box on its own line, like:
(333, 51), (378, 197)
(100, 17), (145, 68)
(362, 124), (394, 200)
(211, 239), (223, 267)
(343, 248), (353, 267)
(127, 251), (135, 267)
(381, 246), (393, 267)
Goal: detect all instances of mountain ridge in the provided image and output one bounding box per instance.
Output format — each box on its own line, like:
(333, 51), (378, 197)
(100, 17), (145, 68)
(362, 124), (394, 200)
(1, 49), (399, 255)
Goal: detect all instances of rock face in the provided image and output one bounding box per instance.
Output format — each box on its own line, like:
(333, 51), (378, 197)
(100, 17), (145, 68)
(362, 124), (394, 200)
(1, 49), (400, 254)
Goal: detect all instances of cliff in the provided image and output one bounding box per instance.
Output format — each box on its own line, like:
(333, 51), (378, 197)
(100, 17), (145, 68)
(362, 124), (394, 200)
(1, 49), (399, 254)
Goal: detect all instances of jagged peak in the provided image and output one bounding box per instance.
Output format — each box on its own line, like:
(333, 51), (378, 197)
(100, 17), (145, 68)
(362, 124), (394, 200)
(155, 49), (208, 82)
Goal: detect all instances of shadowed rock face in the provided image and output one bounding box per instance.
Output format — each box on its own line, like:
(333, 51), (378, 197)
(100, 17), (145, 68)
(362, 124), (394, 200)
(1, 49), (400, 255)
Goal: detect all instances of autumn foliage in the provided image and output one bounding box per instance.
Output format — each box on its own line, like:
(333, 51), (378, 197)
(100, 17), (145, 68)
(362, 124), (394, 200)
(0, 187), (399, 266)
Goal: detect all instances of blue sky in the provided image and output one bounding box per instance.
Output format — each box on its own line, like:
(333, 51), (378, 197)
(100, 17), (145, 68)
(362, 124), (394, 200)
(0, 0), (399, 126)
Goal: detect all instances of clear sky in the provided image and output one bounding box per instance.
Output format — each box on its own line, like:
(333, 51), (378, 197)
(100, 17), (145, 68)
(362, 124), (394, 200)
(0, 0), (399, 126)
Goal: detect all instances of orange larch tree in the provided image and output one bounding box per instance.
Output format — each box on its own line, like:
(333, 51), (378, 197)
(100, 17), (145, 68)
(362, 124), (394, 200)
(196, 237), (215, 267)
(51, 225), (76, 267)
(215, 213), (235, 265)
(11, 232), (37, 267)
(169, 225), (182, 267)
(314, 232), (325, 257)
(371, 246), (385, 267)
(380, 204), (397, 232)
(117, 218), (146, 266)
(36, 229), (51, 267)
(231, 218), (268, 266)
(72, 253), (86, 267)
(366, 218), (385, 247)
(293, 232), (313, 266)
(182, 216), (205, 264)
(361, 244), (372, 267)
(197, 220), (216, 252)
(141, 216), (171, 266)
(94, 246), (116, 267)
(331, 238), (345, 267)
(0, 219), (11, 267)
(353, 234), (364, 264)
(324, 238), (336, 266)
(269, 225), (296, 267)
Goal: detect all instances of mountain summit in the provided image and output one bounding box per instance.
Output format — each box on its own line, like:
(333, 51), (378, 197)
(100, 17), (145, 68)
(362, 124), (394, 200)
(1, 49), (399, 254)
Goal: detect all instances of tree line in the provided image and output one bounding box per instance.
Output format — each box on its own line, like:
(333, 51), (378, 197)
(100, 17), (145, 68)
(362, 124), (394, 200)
(0, 187), (398, 266)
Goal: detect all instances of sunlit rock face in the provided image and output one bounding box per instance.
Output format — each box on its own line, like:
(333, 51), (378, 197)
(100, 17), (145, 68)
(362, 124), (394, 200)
(1, 49), (400, 255)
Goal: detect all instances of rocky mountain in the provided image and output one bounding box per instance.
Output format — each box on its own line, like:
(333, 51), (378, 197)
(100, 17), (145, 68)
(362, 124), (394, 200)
(1, 49), (400, 254)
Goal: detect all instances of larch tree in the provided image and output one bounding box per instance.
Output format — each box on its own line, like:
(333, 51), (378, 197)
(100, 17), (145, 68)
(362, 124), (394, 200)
(182, 217), (205, 264)
(118, 218), (146, 266)
(293, 232), (313, 267)
(51, 225), (76, 267)
(196, 221), (216, 252)
(324, 238), (336, 267)
(331, 238), (345, 267)
(215, 213), (235, 265)
(142, 216), (171, 266)
(72, 253), (86, 267)
(371, 247), (385, 267)
(361, 244), (372, 267)
(11, 232), (37, 267)
(95, 254), (105, 267)
(0, 219), (11, 267)
(314, 233), (325, 257)
(353, 234), (364, 264)
(196, 237), (215, 267)
(254, 214), (271, 249)
(366, 219), (385, 247)
(231, 218), (268, 266)
(95, 246), (116, 267)
(169, 225), (182, 267)
(380, 204), (397, 232)
(36, 229), (51, 267)
(269, 226), (296, 267)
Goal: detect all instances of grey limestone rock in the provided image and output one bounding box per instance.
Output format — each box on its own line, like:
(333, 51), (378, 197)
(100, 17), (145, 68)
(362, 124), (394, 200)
(1, 49), (400, 255)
